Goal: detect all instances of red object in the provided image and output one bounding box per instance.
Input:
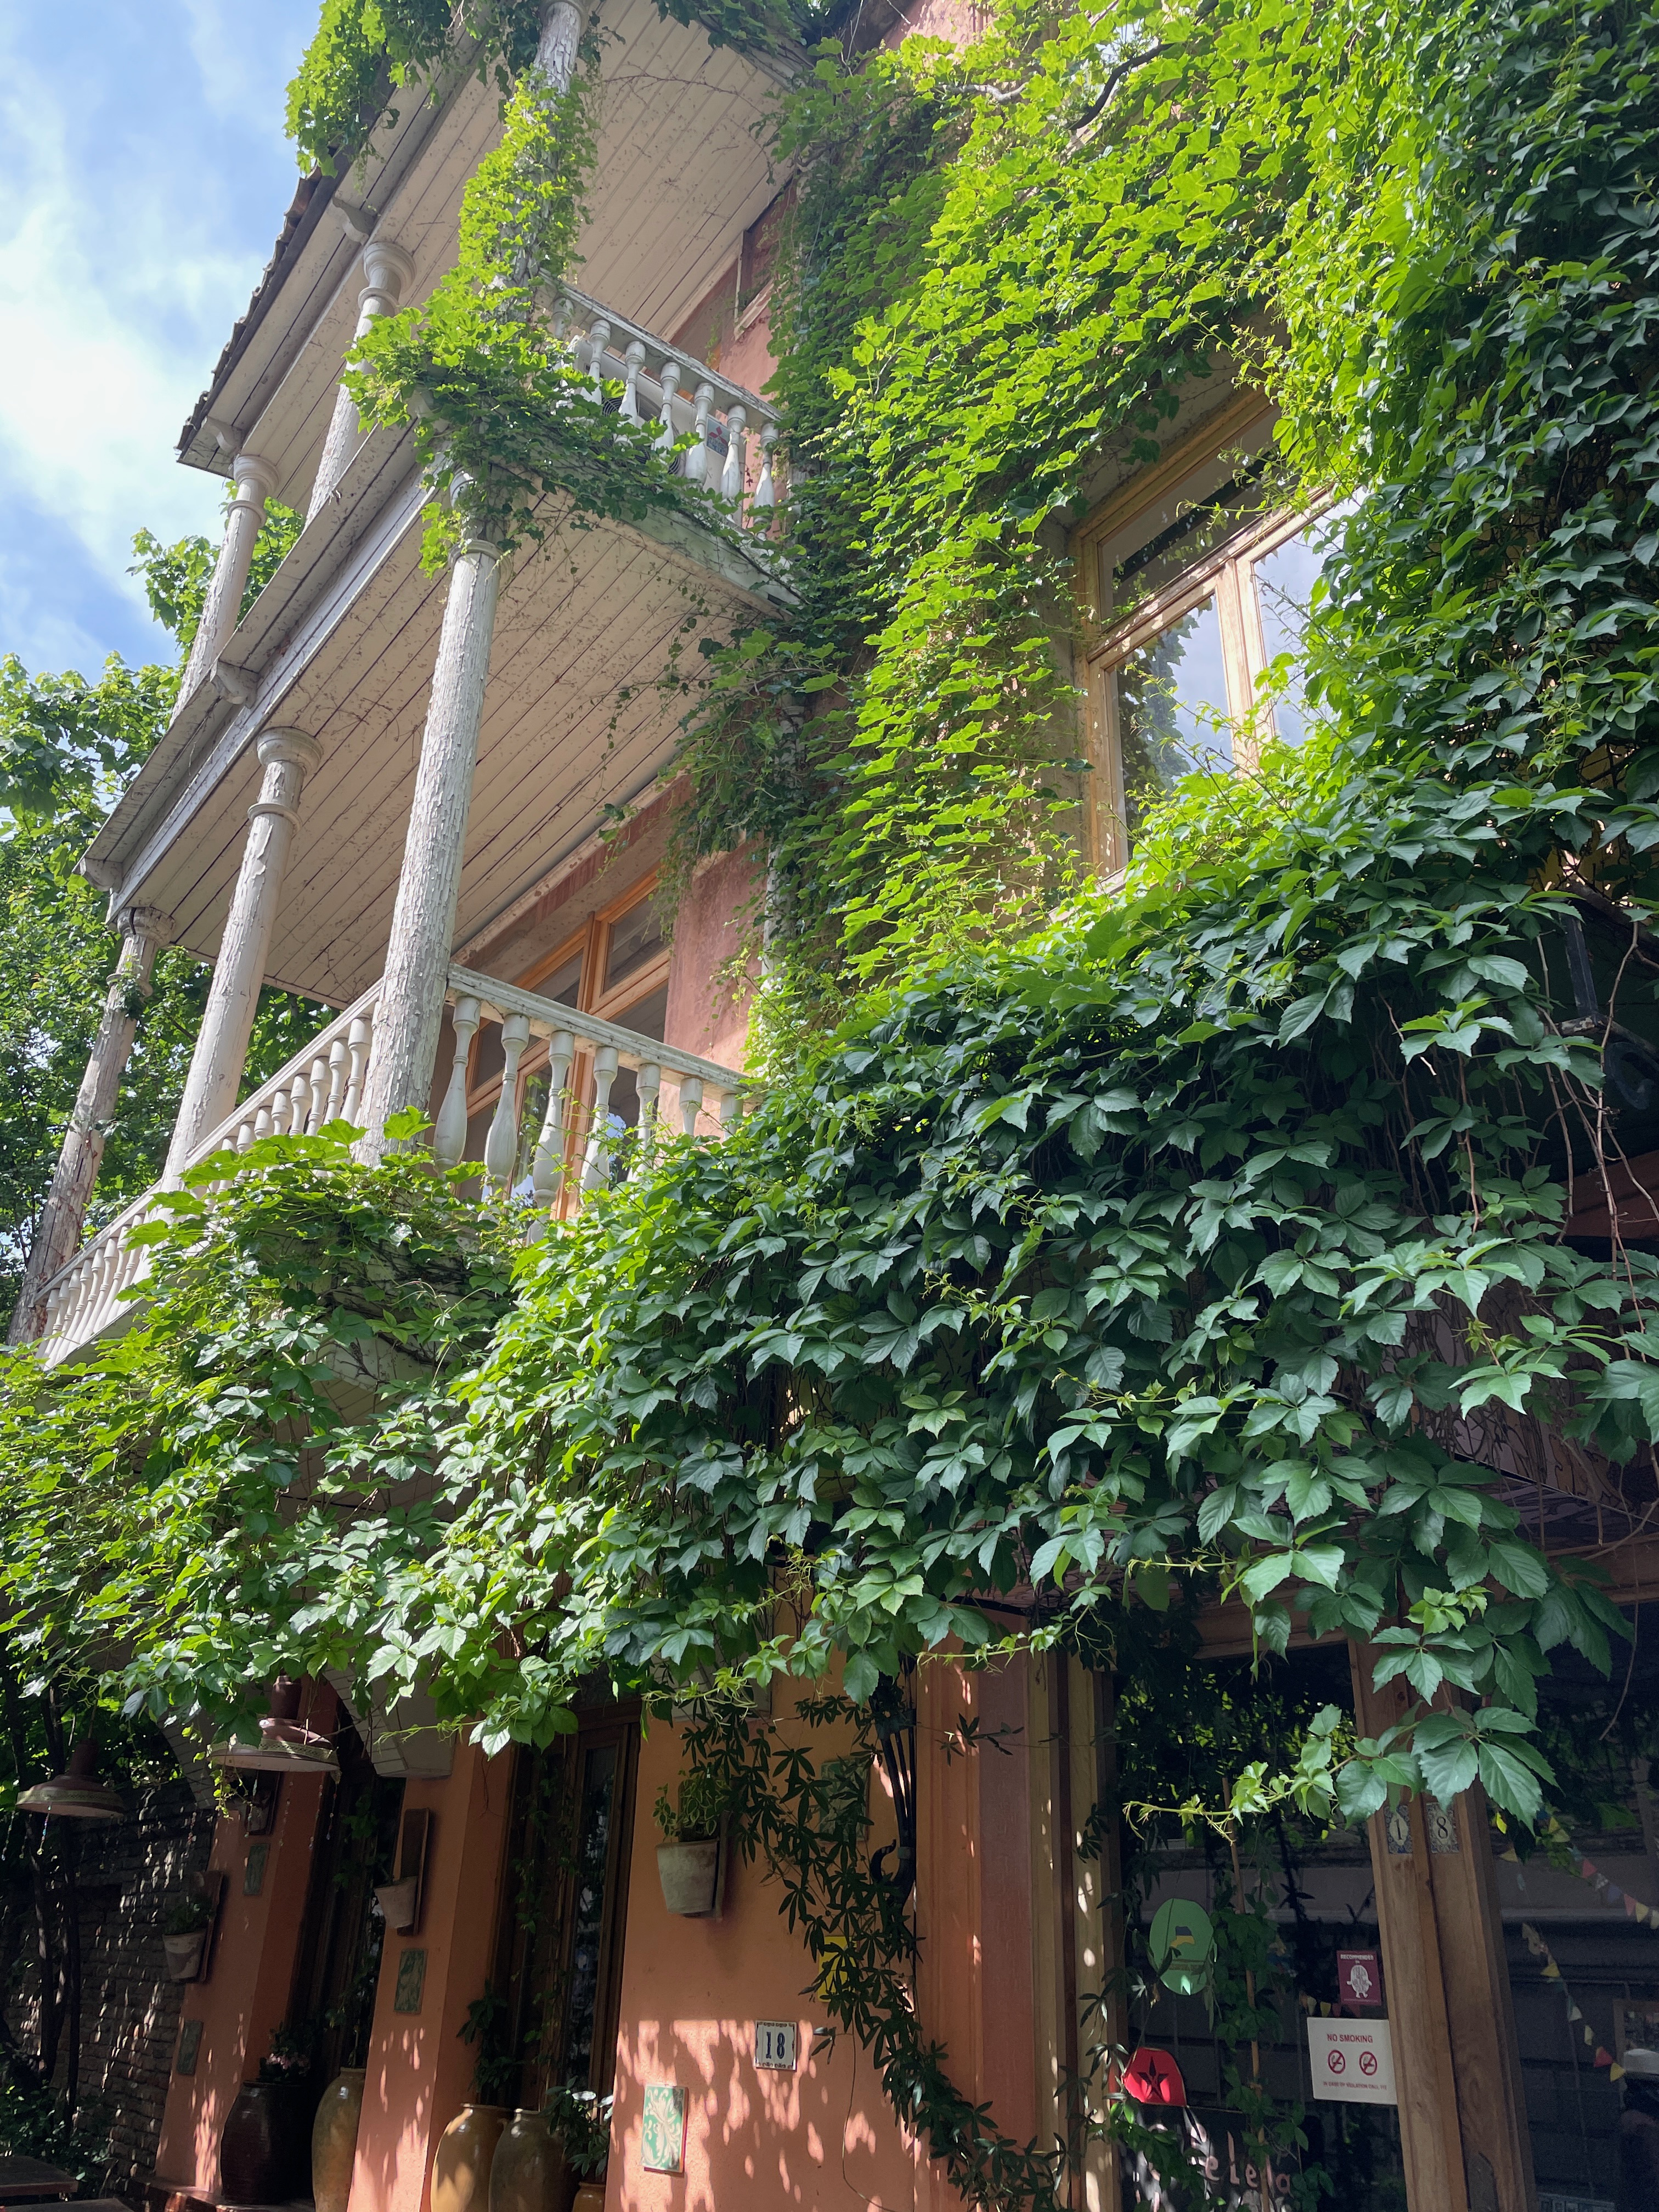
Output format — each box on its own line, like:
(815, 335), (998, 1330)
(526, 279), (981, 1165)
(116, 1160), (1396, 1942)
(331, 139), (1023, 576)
(1337, 1949), (1383, 2012)
(1124, 2047), (1187, 2107)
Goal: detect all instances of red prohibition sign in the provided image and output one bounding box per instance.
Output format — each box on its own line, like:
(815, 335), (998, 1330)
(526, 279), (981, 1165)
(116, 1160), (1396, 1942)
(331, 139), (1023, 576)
(1359, 2052), (1378, 2078)
(1328, 2051), (1346, 2075)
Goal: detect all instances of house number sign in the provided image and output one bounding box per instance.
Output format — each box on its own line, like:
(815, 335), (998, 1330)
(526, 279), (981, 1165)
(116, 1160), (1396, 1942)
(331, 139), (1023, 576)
(754, 2021), (798, 2070)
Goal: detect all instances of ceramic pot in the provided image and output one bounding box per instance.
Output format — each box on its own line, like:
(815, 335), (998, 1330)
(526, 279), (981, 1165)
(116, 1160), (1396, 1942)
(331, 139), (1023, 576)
(432, 2103), (510, 2212)
(220, 2078), (311, 2203)
(163, 1931), (206, 1981)
(312, 2068), (367, 2212)
(489, 2108), (569, 2212)
(571, 2183), (606, 2212)
(656, 1836), (719, 1916)
(374, 1876), (420, 1933)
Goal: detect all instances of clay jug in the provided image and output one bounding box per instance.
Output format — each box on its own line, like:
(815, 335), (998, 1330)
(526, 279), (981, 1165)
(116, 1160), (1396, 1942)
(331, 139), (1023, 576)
(312, 2068), (367, 2212)
(571, 2183), (607, 2212)
(221, 2078), (310, 2203)
(432, 2104), (511, 2212)
(488, 2108), (569, 2212)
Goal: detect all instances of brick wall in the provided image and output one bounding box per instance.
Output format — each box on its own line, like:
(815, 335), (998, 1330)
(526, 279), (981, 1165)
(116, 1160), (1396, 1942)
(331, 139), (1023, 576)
(9, 1780), (216, 2203)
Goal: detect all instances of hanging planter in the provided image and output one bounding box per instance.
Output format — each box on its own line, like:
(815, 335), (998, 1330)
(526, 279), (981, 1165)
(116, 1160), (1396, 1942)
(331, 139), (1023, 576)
(163, 1929), (208, 1982)
(655, 1835), (721, 1916)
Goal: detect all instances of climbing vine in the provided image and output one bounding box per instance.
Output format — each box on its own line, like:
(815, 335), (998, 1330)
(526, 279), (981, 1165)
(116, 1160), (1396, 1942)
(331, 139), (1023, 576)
(8, 0), (1659, 2199)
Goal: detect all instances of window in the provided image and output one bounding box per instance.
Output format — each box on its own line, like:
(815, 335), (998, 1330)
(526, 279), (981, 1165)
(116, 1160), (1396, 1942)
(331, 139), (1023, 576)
(1076, 404), (1348, 862)
(459, 876), (674, 1189)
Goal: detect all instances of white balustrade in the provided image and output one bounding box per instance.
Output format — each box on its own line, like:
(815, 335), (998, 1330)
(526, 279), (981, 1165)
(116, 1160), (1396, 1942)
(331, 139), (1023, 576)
(35, 951), (753, 1363)
(432, 963), (748, 1200)
(35, 986), (381, 1365)
(556, 286), (783, 531)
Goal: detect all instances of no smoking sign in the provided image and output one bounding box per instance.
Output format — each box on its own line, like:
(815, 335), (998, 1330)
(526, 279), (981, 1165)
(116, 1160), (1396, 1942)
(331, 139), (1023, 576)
(1307, 2017), (1397, 2106)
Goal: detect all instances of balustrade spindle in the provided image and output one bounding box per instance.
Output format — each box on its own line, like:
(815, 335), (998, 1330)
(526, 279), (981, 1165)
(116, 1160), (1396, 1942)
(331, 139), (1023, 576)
(656, 361), (683, 453)
(483, 1014), (531, 1189)
(254, 1107), (274, 1143)
(678, 1075), (704, 1138)
(638, 1062), (662, 1161)
(532, 1029), (577, 1205)
(720, 407), (748, 501)
(289, 1074), (312, 1134)
(433, 996), (481, 1169)
(619, 338), (647, 426)
(584, 318), (613, 403)
(304, 1057), (326, 1132)
(686, 383), (715, 484)
(342, 1014), (373, 1124)
(325, 1037), (349, 1124)
(583, 1045), (620, 1190)
(754, 424), (779, 512)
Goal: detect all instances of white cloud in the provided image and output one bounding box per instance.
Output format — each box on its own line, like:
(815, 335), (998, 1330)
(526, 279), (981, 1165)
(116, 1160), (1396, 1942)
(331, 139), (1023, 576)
(0, 1), (314, 673)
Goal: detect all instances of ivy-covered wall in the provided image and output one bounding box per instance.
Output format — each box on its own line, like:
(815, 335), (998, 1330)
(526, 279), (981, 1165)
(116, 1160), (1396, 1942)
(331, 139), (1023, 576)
(7, 0), (1659, 2198)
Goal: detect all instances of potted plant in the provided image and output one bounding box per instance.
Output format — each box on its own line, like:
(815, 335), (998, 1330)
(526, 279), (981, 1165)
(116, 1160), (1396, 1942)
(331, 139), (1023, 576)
(653, 1770), (728, 1917)
(162, 1892), (212, 1981)
(548, 2087), (612, 2212)
(219, 2022), (317, 2203)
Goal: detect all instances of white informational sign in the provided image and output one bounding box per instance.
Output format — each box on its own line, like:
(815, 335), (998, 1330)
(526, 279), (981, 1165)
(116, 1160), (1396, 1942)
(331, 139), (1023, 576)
(754, 2021), (799, 2070)
(1306, 2016), (1397, 2105)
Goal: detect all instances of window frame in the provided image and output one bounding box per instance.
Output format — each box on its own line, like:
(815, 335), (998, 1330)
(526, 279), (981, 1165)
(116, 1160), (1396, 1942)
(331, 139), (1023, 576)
(1072, 398), (1334, 870)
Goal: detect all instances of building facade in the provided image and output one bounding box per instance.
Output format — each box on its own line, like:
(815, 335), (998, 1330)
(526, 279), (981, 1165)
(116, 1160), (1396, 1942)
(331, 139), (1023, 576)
(17, 4), (1659, 2211)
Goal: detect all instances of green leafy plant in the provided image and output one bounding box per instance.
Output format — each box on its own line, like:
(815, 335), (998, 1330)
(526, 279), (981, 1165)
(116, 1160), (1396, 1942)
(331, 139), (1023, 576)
(652, 1765), (731, 1841)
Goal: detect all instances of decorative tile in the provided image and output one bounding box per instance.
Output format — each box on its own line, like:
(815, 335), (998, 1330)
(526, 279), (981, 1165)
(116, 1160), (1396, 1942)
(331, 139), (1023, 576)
(393, 1947), (427, 2015)
(641, 2084), (687, 2174)
(243, 1842), (269, 1895)
(1384, 1803), (1413, 1856)
(176, 2018), (203, 2076)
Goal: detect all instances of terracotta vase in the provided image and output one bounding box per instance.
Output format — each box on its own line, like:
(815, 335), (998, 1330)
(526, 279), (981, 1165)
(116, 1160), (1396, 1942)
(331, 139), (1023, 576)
(489, 2108), (569, 2212)
(312, 2068), (367, 2212)
(220, 2078), (311, 2203)
(571, 2183), (607, 2212)
(432, 2103), (510, 2212)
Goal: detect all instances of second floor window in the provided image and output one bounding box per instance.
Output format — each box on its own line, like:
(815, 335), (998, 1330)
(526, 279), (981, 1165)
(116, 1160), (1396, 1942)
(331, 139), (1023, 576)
(1077, 405), (1348, 860)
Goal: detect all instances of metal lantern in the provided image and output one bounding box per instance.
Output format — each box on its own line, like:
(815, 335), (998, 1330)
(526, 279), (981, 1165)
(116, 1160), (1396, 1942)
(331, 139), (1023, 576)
(210, 1674), (340, 1776)
(17, 1737), (126, 1822)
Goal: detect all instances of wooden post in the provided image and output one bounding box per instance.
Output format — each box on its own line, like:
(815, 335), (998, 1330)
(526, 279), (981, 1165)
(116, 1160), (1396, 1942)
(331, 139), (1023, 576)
(7, 904), (172, 1344)
(1348, 1643), (1536, 2211)
(176, 451), (278, 708)
(164, 730), (321, 1177)
(306, 238), (415, 522)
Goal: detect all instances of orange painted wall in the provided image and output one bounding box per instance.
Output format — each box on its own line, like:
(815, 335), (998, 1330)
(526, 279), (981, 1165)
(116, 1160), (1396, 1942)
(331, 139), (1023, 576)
(663, 844), (761, 1070)
(348, 1742), (513, 2212)
(607, 1712), (923, 2212)
(606, 1666), (1038, 2212)
(155, 1764), (330, 2190)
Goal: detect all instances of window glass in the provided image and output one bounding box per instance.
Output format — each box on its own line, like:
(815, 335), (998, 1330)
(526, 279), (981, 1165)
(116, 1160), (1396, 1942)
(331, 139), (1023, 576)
(603, 899), (665, 995)
(1115, 596), (1233, 828)
(559, 1742), (619, 2084)
(1109, 465), (1269, 614)
(1249, 504), (1349, 744)
(537, 949), (583, 1007)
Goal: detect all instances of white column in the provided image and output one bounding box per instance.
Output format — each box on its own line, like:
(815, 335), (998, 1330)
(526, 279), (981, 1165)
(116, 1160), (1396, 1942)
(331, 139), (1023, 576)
(176, 452), (279, 708)
(307, 239), (417, 523)
(356, 538), (500, 1153)
(354, 0), (583, 1158)
(164, 730), (321, 1178)
(7, 905), (173, 1345)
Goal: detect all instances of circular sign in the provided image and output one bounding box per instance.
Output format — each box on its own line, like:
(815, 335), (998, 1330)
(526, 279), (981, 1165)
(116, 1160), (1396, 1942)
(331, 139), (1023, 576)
(1149, 1897), (1215, 1995)
(1328, 2050), (1346, 2075)
(1360, 2050), (1378, 2077)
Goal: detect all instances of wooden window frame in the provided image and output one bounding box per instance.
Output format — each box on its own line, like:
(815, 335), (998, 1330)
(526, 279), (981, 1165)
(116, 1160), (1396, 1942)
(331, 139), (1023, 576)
(1073, 398), (1338, 871)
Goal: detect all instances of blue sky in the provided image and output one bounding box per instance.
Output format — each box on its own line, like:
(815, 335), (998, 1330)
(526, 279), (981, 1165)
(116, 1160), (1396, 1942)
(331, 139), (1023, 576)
(0, 1), (318, 679)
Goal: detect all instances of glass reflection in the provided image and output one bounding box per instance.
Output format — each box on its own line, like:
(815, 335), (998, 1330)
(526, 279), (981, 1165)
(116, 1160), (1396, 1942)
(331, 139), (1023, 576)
(1115, 595), (1232, 831)
(1250, 505), (1350, 744)
(560, 1742), (618, 2085)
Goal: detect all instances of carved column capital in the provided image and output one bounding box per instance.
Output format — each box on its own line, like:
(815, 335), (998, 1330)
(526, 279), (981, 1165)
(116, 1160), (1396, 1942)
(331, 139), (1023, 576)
(115, 903), (175, 948)
(229, 450), (279, 515)
(360, 238), (415, 311)
(256, 727), (323, 777)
